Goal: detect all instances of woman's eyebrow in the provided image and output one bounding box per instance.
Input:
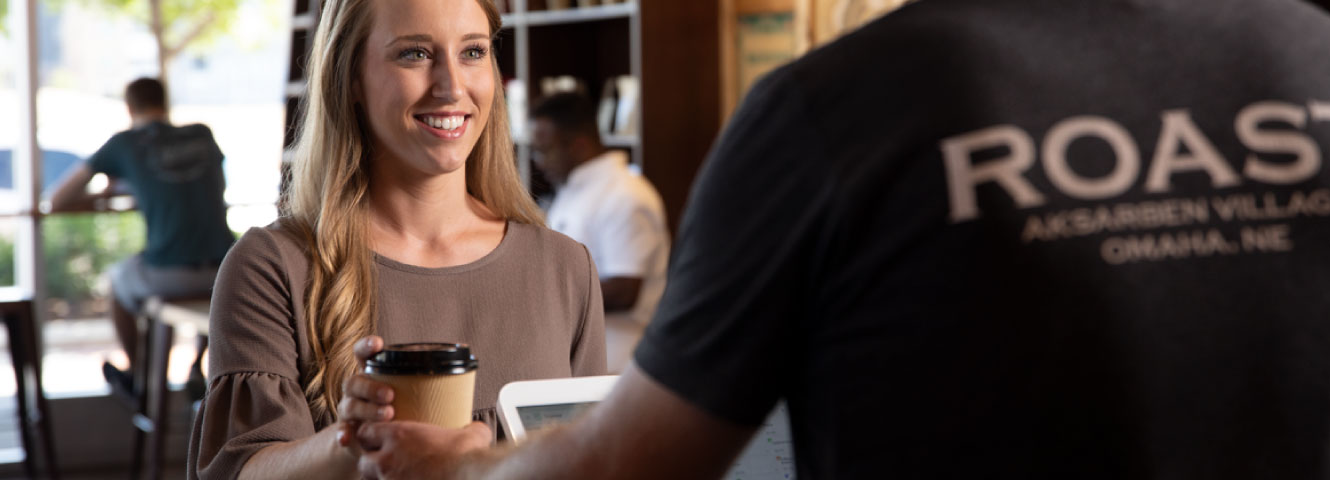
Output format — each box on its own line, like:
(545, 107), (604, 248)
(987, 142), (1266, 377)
(386, 34), (432, 47)
(385, 33), (490, 47)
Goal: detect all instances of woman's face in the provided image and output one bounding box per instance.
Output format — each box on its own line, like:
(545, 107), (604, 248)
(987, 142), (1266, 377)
(359, 0), (494, 178)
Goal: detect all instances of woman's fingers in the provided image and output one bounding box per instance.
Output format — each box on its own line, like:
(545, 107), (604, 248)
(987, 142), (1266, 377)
(354, 336), (385, 362)
(355, 421), (496, 479)
(339, 392), (394, 422)
(355, 421), (394, 452)
(340, 375), (394, 425)
(344, 374), (394, 404)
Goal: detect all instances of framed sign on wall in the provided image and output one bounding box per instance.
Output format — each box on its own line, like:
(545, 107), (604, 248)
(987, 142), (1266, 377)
(720, 0), (911, 121)
(719, 0), (810, 121)
(811, 0), (912, 45)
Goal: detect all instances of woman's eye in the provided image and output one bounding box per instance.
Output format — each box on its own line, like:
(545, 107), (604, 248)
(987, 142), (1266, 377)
(398, 48), (429, 61)
(463, 46), (489, 60)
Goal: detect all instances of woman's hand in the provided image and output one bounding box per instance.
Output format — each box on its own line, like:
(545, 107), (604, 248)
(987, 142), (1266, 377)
(338, 336), (393, 450)
(355, 421), (493, 480)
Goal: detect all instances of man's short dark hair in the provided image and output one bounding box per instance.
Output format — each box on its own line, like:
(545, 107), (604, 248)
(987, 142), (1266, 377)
(530, 92), (600, 141)
(125, 77), (166, 112)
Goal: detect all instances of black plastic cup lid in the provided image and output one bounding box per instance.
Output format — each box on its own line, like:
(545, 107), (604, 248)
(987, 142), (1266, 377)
(365, 343), (478, 375)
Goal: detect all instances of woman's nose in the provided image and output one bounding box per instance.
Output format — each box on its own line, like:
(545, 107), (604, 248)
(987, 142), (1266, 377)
(431, 57), (467, 102)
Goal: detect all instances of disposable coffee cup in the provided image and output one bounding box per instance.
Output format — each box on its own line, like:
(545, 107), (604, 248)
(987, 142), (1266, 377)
(365, 343), (478, 429)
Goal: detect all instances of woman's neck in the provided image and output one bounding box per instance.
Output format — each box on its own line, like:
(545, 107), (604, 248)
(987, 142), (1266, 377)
(366, 164), (505, 268)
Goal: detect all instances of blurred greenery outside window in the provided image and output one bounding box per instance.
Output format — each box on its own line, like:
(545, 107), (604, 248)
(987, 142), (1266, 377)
(0, 215), (147, 317)
(0, 230), (13, 288)
(41, 213), (144, 318)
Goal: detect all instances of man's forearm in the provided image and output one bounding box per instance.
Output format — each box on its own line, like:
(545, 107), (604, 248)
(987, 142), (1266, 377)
(46, 166), (100, 213)
(448, 368), (750, 480)
(47, 193), (100, 213)
(453, 425), (596, 480)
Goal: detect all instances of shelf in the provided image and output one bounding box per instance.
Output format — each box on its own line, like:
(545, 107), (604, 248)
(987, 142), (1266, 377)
(291, 12), (316, 30)
(285, 81), (307, 98)
(502, 2), (637, 28)
(603, 134), (639, 148)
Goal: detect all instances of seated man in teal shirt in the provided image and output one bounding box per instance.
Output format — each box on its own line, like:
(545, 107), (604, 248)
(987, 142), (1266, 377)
(47, 78), (234, 390)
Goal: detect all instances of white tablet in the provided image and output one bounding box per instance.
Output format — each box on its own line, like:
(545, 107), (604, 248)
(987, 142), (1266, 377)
(496, 375), (620, 441)
(496, 376), (796, 479)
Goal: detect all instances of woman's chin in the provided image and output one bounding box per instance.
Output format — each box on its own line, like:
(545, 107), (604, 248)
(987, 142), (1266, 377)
(411, 153), (468, 176)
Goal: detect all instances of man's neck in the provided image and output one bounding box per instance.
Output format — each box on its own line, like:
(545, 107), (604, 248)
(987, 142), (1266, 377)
(556, 146), (610, 190)
(131, 112), (168, 128)
(571, 146), (609, 172)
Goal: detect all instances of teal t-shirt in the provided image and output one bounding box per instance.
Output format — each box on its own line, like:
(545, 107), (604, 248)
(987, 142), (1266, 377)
(88, 121), (235, 267)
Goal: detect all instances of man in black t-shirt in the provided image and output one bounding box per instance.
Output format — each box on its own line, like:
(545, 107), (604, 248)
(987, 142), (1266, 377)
(347, 0), (1330, 478)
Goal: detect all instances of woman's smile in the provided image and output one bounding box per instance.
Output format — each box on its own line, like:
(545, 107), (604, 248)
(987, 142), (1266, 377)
(415, 112), (470, 140)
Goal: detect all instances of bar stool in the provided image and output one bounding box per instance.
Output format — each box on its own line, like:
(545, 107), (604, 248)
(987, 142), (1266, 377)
(129, 295), (209, 480)
(0, 295), (59, 479)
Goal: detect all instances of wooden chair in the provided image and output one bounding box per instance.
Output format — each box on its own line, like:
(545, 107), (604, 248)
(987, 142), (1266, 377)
(126, 295), (209, 480)
(0, 296), (59, 479)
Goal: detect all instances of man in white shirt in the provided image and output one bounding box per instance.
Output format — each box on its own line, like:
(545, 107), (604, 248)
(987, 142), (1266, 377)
(530, 92), (670, 373)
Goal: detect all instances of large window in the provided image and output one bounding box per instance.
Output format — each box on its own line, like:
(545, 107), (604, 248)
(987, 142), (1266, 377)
(0, 2), (29, 461)
(3, 0), (291, 397)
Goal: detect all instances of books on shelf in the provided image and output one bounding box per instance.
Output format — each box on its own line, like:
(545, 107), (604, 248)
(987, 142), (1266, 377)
(513, 75), (638, 142)
(506, 78), (528, 140)
(593, 75), (639, 138)
(611, 76), (639, 137)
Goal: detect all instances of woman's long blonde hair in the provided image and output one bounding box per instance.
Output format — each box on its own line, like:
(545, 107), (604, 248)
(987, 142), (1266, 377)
(286, 0), (542, 421)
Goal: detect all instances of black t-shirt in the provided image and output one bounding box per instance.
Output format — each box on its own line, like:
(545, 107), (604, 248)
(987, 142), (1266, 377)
(633, 0), (1330, 478)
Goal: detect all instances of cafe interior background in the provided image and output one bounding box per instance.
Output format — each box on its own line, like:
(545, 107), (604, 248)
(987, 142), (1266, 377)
(0, 0), (903, 477)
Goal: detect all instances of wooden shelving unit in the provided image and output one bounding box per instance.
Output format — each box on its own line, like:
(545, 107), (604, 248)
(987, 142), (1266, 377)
(511, 1), (637, 26)
(279, 0), (323, 207)
(499, 1), (642, 200)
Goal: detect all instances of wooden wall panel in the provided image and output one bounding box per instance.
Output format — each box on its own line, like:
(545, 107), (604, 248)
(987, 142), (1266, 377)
(640, 1), (721, 237)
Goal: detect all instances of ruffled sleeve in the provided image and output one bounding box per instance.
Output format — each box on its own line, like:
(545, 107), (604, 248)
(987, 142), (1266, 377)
(190, 373), (319, 479)
(187, 226), (321, 480)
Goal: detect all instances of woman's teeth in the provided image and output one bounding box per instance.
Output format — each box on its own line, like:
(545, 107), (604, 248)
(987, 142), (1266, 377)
(421, 115), (464, 131)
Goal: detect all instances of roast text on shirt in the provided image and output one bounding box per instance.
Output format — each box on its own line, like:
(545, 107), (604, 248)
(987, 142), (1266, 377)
(942, 100), (1330, 223)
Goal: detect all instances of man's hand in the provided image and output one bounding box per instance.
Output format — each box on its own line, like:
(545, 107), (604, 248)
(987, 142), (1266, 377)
(355, 421), (493, 480)
(338, 336), (392, 449)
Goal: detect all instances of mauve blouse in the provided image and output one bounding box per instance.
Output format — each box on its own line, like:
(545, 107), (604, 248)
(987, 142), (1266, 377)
(186, 220), (607, 480)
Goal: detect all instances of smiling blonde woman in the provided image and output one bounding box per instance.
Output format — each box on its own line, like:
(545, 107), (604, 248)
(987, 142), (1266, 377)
(186, 0), (607, 478)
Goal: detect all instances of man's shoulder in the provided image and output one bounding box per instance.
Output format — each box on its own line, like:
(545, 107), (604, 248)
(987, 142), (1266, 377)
(610, 173), (666, 217)
(100, 129), (140, 150)
(172, 123), (214, 135)
(87, 130), (141, 171)
(586, 155), (663, 206)
(163, 123), (219, 145)
(562, 173), (664, 229)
